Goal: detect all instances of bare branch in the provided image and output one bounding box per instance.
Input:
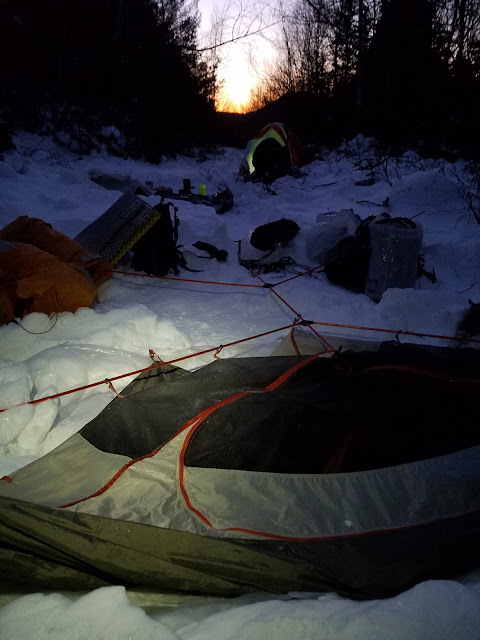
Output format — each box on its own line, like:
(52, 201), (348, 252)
(196, 18), (282, 52)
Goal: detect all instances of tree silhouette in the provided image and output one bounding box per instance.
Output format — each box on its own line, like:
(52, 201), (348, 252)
(0, 0), (216, 157)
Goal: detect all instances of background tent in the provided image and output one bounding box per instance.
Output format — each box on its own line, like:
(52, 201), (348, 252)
(1, 343), (479, 599)
(239, 122), (302, 181)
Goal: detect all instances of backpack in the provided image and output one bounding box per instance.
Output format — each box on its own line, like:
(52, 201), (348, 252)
(325, 213), (423, 298)
(131, 201), (182, 276)
(324, 215), (376, 292)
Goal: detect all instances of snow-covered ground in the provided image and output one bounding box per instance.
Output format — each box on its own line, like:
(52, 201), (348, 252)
(0, 132), (479, 638)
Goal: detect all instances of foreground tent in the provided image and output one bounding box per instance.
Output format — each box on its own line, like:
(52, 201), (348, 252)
(1, 341), (479, 598)
(239, 122), (302, 181)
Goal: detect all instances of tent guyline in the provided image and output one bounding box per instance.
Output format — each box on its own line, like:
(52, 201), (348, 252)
(115, 266), (480, 348)
(3, 266), (478, 414)
(112, 270), (265, 289)
(2, 310), (477, 415)
(0, 322), (307, 414)
(310, 320), (480, 345)
(247, 268), (335, 352)
(112, 265), (325, 289)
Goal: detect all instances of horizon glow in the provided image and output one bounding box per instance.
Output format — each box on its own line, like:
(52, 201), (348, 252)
(197, 0), (276, 112)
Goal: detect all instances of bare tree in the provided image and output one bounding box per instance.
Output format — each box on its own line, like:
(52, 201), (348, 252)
(248, 0), (384, 105)
(432, 0), (480, 68)
(196, 0), (279, 110)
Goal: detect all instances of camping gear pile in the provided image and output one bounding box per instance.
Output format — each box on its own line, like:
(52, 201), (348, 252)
(90, 172), (234, 214)
(239, 209), (424, 300)
(0, 200), (428, 326)
(307, 209), (424, 301)
(0, 190), (229, 326)
(155, 180), (234, 215)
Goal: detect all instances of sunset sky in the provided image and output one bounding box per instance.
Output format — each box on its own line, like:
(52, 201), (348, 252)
(197, 0), (276, 112)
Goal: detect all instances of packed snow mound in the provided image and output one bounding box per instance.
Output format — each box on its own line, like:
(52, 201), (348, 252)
(1, 580), (479, 640)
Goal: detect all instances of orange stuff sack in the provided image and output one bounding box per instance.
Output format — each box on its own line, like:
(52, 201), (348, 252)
(0, 240), (99, 324)
(0, 216), (112, 286)
(0, 217), (112, 324)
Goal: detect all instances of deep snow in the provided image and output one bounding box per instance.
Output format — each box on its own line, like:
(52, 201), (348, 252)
(0, 132), (479, 638)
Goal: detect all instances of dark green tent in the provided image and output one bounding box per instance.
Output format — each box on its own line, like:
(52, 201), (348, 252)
(1, 343), (480, 598)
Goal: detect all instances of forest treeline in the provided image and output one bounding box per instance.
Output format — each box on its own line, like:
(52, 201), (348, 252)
(251, 0), (480, 159)
(0, 0), (479, 160)
(0, 0), (217, 160)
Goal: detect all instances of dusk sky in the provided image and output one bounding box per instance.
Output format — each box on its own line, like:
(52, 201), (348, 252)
(197, 0), (276, 111)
